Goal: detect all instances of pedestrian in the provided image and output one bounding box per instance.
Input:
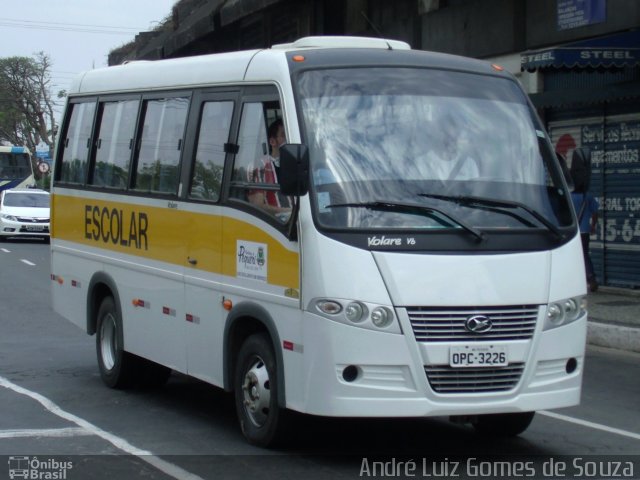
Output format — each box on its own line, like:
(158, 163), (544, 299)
(571, 188), (599, 292)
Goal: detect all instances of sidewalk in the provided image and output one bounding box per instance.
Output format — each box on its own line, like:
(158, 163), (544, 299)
(586, 286), (640, 353)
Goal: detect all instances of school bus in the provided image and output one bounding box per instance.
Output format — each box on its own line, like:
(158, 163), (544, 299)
(51, 36), (588, 446)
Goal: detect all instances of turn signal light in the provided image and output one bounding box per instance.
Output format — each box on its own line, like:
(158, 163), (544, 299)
(223, 298), (233, 311)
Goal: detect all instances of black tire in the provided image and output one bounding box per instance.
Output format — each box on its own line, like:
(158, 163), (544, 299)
(472, 411), (535, 437)
(95, 296), (137, 389)
(234, 333), (288, 447)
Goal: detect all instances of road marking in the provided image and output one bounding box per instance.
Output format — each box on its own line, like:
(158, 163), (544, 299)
(0, 375), (205, 480)
(0, 427), (90, 439)
(20, 259), (36, 266)
(1, 248), (10, 253)
(541, 410), (640, 441)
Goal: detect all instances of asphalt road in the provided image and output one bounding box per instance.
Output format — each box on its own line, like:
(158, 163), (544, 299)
(0, 240), (639, 479)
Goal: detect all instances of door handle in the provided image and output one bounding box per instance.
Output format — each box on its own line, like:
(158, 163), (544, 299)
(187, 257), (197, 265)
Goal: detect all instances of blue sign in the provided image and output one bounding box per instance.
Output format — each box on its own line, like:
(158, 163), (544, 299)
(521, 30), (640, 71)
(557, 0), (606, 31)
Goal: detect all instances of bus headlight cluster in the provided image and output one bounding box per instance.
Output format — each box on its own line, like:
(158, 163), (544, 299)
(312, 298), (400, 334)
(544, 295), (586, 330)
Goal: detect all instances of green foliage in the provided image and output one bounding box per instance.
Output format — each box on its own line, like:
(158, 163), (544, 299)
(0, 53), (59, 154)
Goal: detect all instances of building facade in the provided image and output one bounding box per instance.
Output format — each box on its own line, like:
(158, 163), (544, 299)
(109, 0), (640, 288)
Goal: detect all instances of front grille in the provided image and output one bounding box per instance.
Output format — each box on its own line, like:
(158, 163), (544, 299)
(425, 363), (525, 393)
(407, 306), (539, 342)
(16, 217), (49, 223)
(19, 226), (49, 233)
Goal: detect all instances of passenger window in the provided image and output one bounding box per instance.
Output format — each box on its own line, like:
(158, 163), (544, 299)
(59, 101), (96, 184)
(91, 99), (139, 189)
(133, 97), (189, 194)
(189, 101), (233, 202)
(230, 101), (291, 222)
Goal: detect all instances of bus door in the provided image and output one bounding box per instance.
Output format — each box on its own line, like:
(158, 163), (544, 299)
(224, 91), (301, 330)
(120, 93), (190, 372)
(182, 92), (237, 384)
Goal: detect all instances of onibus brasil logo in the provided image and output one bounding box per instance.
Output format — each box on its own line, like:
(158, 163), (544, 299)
(8, 456), (73, 479)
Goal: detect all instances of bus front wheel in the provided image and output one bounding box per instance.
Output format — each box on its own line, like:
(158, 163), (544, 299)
(472, 411), (535, 437)
(96, 296), (136, 389)
(234, 333), (288, 447)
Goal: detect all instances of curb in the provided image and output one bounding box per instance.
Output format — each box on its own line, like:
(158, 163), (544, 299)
(587, 321), (640, 354)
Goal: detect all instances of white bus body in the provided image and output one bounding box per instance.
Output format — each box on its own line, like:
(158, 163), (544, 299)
(51, 37), (587, 446)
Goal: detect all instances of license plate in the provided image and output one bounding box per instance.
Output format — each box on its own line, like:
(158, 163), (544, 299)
(449, 345), (508, 368)
(25, 225), (44, 232)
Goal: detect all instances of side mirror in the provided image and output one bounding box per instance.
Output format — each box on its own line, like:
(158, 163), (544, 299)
(570, 147), (592, 193)
(279, 144), (309, 196)
(556, 152), (574, 191)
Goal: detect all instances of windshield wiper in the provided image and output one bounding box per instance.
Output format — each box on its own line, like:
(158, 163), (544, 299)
(326, 200), (485, 243)
(418, 193), (563, 240)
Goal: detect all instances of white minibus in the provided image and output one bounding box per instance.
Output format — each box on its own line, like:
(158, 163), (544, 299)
(51, 36), (588, 447)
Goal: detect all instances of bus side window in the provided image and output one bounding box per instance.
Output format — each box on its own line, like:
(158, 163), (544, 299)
(231, 102), (268, 188)
(133, 97), (189, 194)
(188, 101), (234, 202)
(90, 99), (139, 189)
(59, 101), (96, 184)
(230, 101), (291, 221)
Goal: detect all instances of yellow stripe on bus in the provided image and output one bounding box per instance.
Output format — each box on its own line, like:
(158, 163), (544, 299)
(52, 194), (299, 289)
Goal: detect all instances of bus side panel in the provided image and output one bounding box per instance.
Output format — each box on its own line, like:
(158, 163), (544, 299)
(219, 211), (304, 405)
(51, 245), (102, 333)
(106, 261), (186, 373)
(51, 191), (188, 373)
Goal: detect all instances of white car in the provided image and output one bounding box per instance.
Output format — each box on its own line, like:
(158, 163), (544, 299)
(0, 189), (50, 240)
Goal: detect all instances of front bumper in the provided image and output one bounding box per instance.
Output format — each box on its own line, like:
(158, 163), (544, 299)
(0, 219), (50, 237)
(292, 309), (586, 417)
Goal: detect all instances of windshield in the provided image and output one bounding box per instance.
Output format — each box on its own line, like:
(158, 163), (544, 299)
(4, 193), (49, 208)
(0, 153), (32, 180)
(296, 67), (572, 232)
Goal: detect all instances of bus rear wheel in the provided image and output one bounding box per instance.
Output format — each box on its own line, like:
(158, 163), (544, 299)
(472, 411), (535, 437)
(234, 333), (288, 447)
(96, 296), (137, 389)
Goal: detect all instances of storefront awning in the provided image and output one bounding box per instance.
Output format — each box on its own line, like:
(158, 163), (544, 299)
(521, 30), (640, 72)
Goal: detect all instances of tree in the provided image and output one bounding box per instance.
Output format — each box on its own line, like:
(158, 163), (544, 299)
(0, 52), (58, 154)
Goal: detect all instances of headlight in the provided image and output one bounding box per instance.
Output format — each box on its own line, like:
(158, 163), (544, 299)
(371, 307), (392, 328)
(308, 298), (401, 334)
(547, 303), (564, 326)
(345, 302), (366, 323)
(544, 296), (586, 331)
(1, 214), (17, 221)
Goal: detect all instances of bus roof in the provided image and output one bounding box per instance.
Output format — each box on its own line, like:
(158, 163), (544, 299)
(0, 146), (31, 154)
(67, 36), (504, 96)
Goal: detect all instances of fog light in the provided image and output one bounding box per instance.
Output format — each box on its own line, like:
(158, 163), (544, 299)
(342, 365), (359, 382)
(345, 302), (366, 323)
(371, 307), (392, 328)
(566, 358), (577, 374)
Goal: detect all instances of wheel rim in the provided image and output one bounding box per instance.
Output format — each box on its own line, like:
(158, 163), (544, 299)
(241, 355), (271, 427)
(99, 312), (117, 371)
